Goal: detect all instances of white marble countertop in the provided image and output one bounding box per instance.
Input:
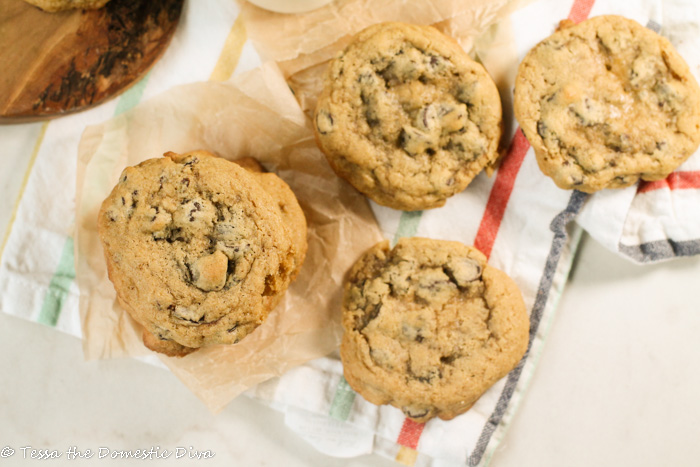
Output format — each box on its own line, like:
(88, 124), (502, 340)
(2, 128), (700, 466)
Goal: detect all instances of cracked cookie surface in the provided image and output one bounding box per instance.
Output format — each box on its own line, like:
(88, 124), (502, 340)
(314, 22), (503, 211)
(340, 238), (528, 422)
(98, 150), (303, 355)
(514, 15), (700, 192)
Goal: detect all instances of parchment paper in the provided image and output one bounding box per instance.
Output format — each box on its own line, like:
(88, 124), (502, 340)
(75, 62), (383, 412)
(75, 0), (527, 413)
(240, 0), (528, 118)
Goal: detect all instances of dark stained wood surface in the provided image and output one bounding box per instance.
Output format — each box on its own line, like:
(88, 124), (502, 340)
(0, 0), (184, 122)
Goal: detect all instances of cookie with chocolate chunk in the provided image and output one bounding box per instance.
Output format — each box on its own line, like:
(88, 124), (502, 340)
(314, 22), (503, 211)
(514, 15), (700, 192)
(98, 150), (305, 356)
(232, 157), (308, 312)
(340, 238), (528, 422)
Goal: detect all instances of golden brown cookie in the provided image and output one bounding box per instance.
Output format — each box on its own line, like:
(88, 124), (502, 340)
(98, 150), (306, 356)
(233, 157), (308, 310)
(340, 238), (529, 422)
(314, 22), (503, 211)
(22, 0), (111, 12)
(140, 156), (308, 357)
(246, 174), (307, 279)
(514, 15), (700, 192)
(141, 326), (196, 358)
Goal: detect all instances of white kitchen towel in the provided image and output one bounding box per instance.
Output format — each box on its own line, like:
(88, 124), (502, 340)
(0, 0), (698, 466)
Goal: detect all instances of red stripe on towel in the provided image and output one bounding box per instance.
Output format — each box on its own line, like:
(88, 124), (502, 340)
(638, 171), (700, 194)
(568, 0), (595, 23)
(473, 129), (530, 259)
(396, 418), (425, 450)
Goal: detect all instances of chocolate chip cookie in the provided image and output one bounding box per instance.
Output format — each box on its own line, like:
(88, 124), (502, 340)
(314, 22), (503, 211)
(340, 238), (529, 422)
(514, 15), (700, 192)
(98, 150), (306, 356)
(232, 157), (308, 312)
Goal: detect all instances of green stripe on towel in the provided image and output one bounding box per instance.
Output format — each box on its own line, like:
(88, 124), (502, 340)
(37, 76), (149, 326)
(113, 73), (151, 116)
(392, 210), (422, 245)
(329, 376), (356, 421)
(38, 237), (75, 326)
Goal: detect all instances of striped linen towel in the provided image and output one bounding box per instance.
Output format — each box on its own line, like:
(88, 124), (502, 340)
(0, 0), (698, 466)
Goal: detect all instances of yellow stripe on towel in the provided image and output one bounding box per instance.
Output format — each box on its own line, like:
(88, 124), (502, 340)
(0, 121), (48, 264)
(210, 15), (248, 82)
(395, 446), (418, 466)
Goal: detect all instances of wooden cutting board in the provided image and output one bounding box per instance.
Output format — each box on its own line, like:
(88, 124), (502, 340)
(0, 0), (184, 122)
